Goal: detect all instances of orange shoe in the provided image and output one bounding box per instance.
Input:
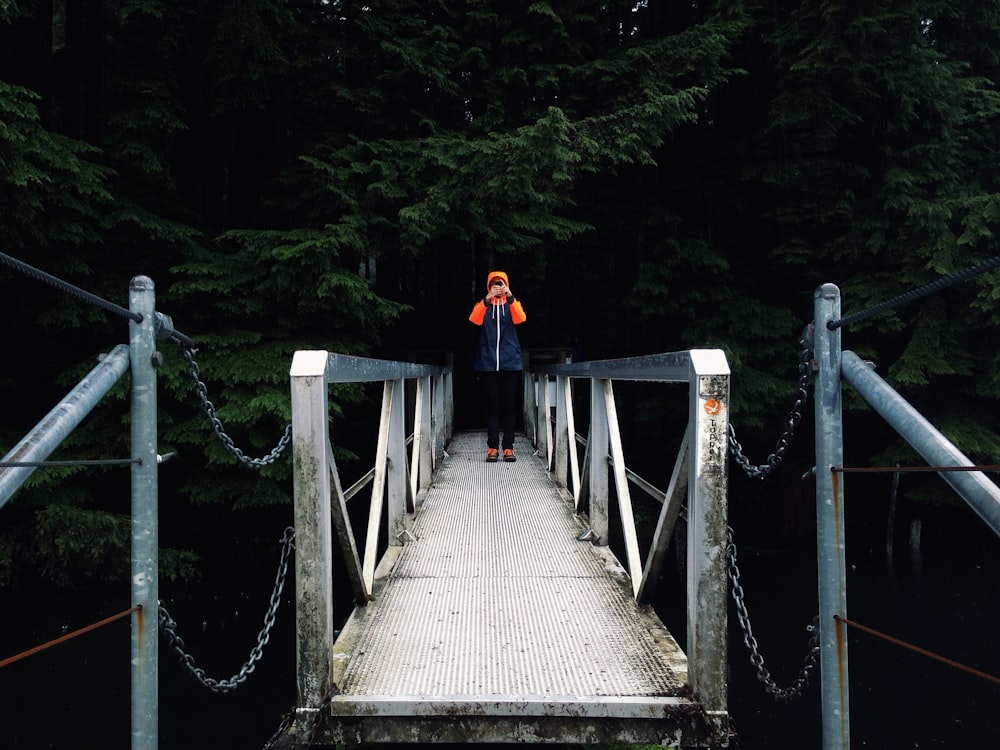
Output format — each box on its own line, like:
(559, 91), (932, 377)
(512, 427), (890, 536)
(502, 448), (516, 462)
(486, 448), (499, 462)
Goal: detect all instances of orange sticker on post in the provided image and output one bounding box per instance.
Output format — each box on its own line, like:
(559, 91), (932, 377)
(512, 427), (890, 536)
(703, 399), (721, 415)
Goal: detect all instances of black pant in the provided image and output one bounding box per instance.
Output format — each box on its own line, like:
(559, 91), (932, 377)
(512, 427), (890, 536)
(482, 370), (519, 449)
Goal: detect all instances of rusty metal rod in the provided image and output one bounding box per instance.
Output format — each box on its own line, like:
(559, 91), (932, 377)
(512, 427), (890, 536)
(834, 465), (1000, 473)
(0, 606), (140, 669)
(834, 615), (1000, 686)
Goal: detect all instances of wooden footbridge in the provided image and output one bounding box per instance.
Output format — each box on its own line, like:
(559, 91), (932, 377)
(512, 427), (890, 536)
(277, 348), (732, 747)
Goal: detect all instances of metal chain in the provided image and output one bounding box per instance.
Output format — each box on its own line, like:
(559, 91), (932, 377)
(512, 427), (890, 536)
(728, 327), (815, 480)
(260, 712), (294, 750)
(158, 526), (296, 694)
(727, 525), (820, 702)
(177, 344), (292, 468)
(260, 687), (337, 748)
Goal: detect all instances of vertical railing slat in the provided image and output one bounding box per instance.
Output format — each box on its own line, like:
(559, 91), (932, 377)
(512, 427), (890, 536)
(563, 376), (581, 506)
(553, 376), (569, 489)
(603, 380), (643, 598)
(387, 378), (406, 544)
(637, 430), (689, 603)
(364, 380), (395, 592)
(588, 379), (610, 544)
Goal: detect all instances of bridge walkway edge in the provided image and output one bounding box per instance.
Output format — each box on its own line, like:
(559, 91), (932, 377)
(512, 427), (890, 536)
(284, 431), (721, 747)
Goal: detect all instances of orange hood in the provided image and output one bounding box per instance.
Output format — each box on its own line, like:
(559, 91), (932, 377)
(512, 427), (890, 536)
(486, 270), (509, 292)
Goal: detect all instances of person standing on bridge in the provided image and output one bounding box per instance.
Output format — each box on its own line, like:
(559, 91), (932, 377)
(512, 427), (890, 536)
(469, 270), (526, 462)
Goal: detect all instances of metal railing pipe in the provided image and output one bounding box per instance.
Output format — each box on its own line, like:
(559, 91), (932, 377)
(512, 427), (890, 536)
(326, 352), (450, 382)
(532, 352), (696, 382)
(0, 344), (130, 508)
(841, 350), (1000, 536)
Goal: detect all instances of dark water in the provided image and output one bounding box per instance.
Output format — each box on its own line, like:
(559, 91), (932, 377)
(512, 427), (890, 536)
(723, 511), (1000, 749)
(2, 510), (998, 749)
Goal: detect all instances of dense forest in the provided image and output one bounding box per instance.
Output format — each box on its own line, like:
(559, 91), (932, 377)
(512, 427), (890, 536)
(2, 0), (1000, 589)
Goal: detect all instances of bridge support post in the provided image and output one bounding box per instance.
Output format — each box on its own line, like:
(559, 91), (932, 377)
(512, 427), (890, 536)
(290, 350), (336, 710)
(814, 284), (851, 750)
(685, 350), (730, 734)
(129, 276), (159, 750)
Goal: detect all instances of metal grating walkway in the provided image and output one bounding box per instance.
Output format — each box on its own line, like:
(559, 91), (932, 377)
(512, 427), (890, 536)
(319, 431), (710, 746)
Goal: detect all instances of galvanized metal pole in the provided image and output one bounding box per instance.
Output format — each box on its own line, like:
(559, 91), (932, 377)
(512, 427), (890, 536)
(129, 276), (159, 750)
(0, 344), (130, 508)
(814, 283), (850, 750)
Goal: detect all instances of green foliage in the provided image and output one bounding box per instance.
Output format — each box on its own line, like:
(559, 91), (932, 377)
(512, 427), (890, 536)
(5, 0), (1000, 582)
(738, 0), (1000, 465)
(0, 0), (29, 25)
(0, 81), (113, 251)
(0, 504), (199, 589)
(629, 227), (803, 428)
(272, 0), (750, 267)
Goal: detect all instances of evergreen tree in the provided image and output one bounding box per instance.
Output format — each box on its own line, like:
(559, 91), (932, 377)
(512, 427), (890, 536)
(752, 0), (1000, 504)
(6, 0), (1000, 583)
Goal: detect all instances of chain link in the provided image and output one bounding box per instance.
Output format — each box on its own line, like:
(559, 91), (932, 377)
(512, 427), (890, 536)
(259, 689), (336, 748)
(727, 525), (819, 702)
(259, 712), (294, 750)
(728, 326), (815, 480)
(177, 344), (292, 468)
(159, 526), (295, 694)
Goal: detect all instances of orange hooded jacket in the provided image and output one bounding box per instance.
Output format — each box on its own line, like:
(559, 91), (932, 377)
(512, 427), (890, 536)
(468, 270), (526, 371)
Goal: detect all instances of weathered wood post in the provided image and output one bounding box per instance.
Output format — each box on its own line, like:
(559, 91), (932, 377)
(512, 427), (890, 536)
(686, 349), (730, 737)
(289, 351), (336, 712)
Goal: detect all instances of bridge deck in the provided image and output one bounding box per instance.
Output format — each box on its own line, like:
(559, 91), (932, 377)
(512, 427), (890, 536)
(314, 431), (715, 746)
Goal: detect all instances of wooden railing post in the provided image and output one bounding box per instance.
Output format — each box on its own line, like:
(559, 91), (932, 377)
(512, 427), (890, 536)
(685, 350), (731, 735)
(289, 350), (335, 710)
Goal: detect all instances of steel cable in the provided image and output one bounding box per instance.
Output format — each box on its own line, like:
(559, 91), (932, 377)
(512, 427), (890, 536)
(829, 255), (1000, 330)
(0, 251), (142, 323)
